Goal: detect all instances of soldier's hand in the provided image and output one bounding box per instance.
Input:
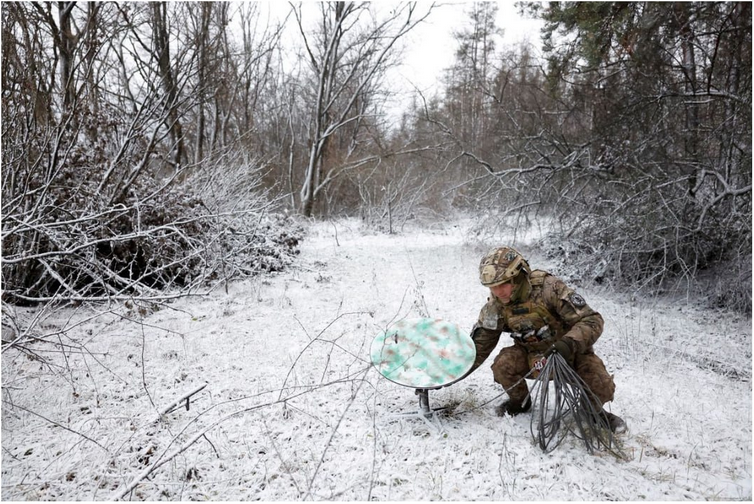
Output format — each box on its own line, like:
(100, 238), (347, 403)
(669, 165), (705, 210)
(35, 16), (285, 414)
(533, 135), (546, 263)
(546, 338), (575, 364)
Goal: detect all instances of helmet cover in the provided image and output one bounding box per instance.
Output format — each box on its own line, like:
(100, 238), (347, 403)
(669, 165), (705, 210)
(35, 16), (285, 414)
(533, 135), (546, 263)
(479, 246), (530, 287)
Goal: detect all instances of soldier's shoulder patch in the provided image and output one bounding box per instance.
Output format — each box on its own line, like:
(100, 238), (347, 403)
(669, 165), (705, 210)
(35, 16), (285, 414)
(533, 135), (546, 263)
(480, 299), (501, 330)
(569, 292), (586, 308)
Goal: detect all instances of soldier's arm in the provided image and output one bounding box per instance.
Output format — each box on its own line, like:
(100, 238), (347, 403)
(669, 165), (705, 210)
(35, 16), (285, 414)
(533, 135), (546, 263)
(543, 275), (604, 353)
(462, 299), (503, 377)
(468, 324), (502, 373)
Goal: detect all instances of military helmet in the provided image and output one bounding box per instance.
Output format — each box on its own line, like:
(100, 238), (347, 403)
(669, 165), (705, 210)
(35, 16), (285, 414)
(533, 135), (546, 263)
(479, 246), (531, 287)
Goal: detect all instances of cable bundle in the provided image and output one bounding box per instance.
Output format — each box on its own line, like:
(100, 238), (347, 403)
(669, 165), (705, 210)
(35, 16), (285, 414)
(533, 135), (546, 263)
(529, 353), (625, 458)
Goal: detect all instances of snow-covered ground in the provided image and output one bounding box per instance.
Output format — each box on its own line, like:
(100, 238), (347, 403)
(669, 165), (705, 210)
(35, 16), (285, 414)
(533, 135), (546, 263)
(2, 217), (751, 500)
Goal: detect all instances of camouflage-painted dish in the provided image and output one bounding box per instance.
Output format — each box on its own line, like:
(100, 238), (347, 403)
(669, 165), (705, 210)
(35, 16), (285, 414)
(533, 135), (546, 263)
(370, 318), (476, 388)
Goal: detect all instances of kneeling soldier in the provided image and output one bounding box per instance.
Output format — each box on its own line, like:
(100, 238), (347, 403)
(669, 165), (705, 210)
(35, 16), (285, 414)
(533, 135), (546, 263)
(468, 246), (626, 433)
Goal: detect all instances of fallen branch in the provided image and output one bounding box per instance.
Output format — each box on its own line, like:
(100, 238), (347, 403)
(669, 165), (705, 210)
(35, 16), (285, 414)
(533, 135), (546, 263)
(152, 382), (209, 424)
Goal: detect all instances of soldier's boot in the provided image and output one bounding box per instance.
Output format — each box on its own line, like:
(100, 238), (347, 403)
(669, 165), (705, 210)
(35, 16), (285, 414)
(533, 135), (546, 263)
(598, 410), (627, 434)
(495, 396), (532, 417)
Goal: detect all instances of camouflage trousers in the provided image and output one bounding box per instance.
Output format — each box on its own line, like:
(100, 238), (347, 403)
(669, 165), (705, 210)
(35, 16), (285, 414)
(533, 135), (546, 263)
(491, 344), (616, 407)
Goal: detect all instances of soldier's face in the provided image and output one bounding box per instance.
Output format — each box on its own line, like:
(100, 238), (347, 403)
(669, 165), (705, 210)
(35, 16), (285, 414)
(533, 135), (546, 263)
(490, 282), (514, 303)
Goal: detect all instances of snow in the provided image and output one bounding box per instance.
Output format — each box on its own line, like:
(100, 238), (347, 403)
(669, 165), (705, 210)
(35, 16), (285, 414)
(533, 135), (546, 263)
(2, 216), (751, 500)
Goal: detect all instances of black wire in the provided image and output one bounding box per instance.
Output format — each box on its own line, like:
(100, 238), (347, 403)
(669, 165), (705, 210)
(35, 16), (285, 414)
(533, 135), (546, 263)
(450, 367), (537, 416)
(529, 353), (625, 459)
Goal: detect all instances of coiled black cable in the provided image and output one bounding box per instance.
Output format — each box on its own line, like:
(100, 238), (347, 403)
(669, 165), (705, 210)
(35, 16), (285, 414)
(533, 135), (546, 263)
(529, 353), (625, 459)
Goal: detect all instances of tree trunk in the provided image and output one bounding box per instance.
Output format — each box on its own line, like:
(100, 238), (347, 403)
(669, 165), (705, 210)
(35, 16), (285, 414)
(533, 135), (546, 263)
(194, 2), (212, 165)
(675, 2), (699, 197)
(152, 2), (184, 168)
(58, 1), (75, 112)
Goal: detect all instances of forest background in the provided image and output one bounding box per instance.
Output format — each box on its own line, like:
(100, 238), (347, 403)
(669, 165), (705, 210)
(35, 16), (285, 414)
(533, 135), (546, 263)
(2, 1), (750, 312)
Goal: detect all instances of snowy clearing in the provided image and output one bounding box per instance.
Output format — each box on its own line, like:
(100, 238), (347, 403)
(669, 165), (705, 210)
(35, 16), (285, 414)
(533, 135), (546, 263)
(2, 217), (751, 501)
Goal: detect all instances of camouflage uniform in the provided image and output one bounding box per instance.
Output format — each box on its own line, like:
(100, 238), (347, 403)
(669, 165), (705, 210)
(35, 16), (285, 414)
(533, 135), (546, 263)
(471, 270), (615, 407)
(470, 247), (616, 411)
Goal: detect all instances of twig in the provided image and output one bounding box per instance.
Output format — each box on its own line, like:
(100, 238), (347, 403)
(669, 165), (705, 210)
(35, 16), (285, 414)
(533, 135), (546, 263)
(263, 419), (304, 496)
(331, 221), (340, 247)
(202, 434), (220, 458)
(404, 250), (430, 317)
(304, 367), (370, 500)
(5, 402), (109, 453)
(278, 311), (372, 401)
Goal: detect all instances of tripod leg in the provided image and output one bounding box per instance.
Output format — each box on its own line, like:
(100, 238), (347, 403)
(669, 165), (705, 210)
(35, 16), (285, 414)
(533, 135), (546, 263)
(416, 388), (430, 415)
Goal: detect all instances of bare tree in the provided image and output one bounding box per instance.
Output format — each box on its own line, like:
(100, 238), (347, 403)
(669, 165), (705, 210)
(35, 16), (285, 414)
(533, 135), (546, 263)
(292, 2), (433, 217)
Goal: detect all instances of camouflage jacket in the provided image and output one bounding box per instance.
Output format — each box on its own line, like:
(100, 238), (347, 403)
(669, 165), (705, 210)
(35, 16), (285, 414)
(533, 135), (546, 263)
(469, 270), (604, 371)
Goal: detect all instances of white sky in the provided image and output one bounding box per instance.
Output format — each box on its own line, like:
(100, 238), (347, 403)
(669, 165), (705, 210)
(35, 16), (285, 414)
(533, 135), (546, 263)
(260, 1), (544, 88)
(255, 1), (545, 120)
(396, 2), (545, 94)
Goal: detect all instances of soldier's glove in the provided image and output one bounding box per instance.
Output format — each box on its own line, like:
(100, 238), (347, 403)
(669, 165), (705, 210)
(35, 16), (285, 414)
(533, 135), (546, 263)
(546, 338), (575, 366)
